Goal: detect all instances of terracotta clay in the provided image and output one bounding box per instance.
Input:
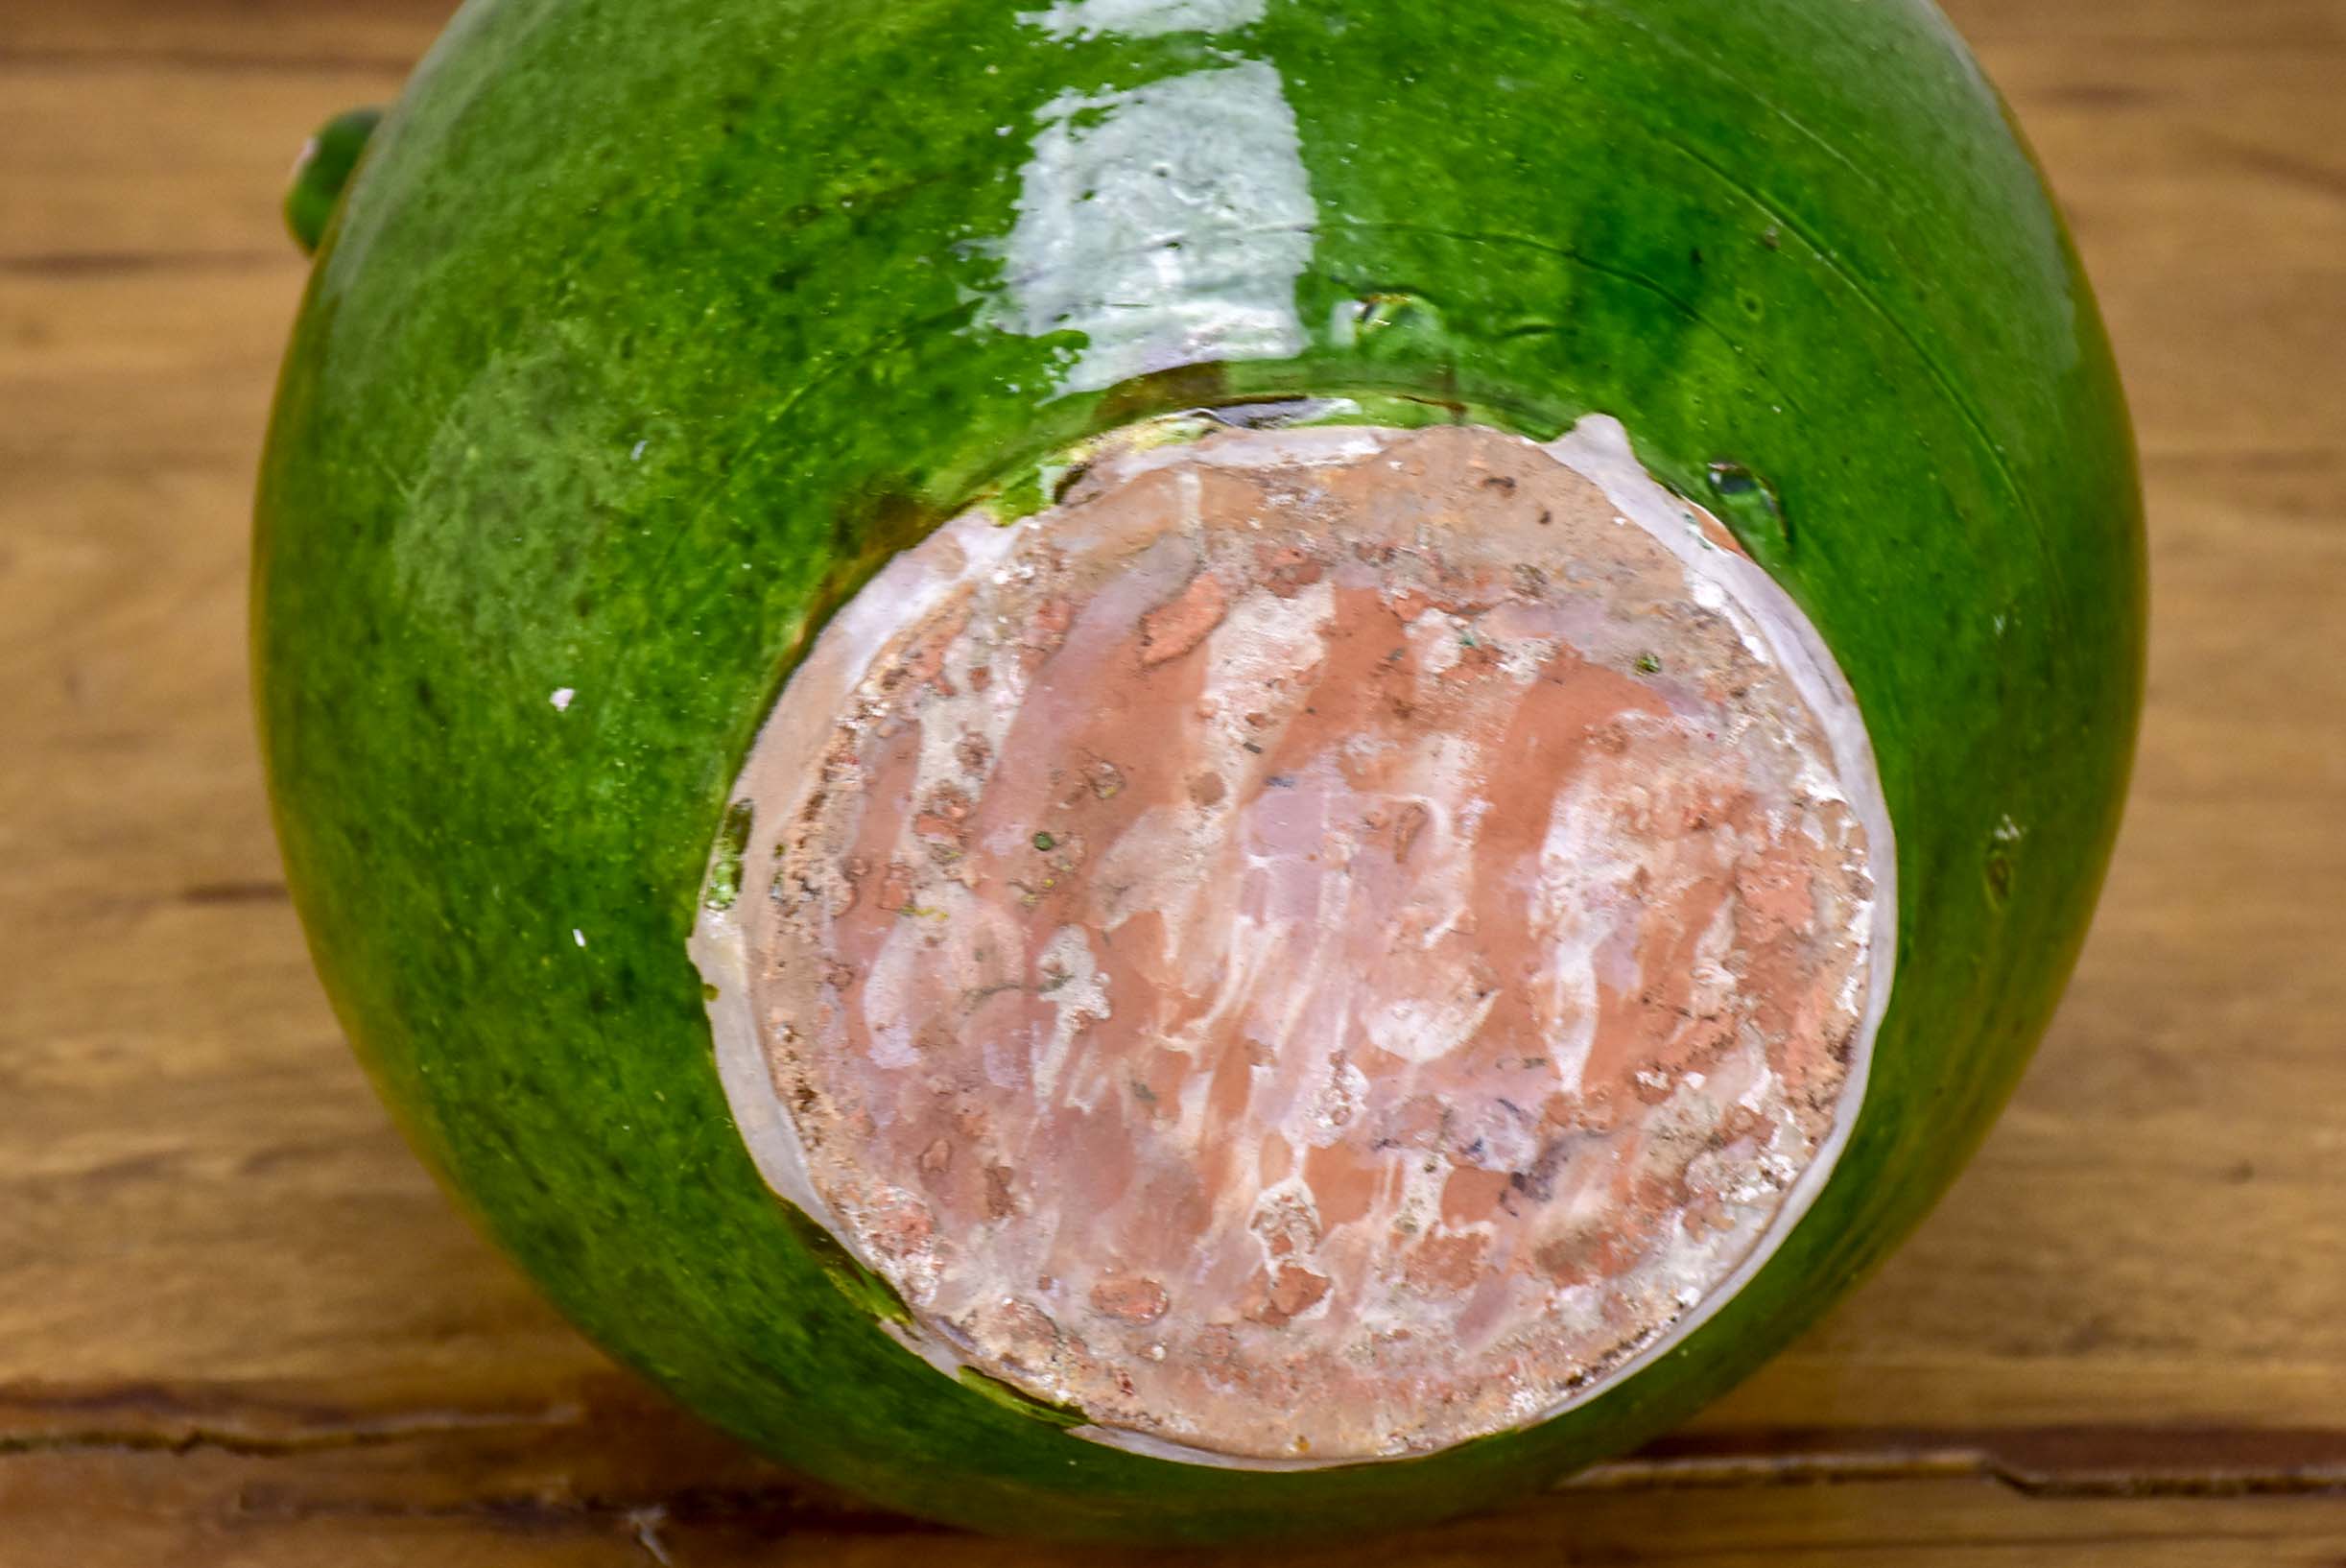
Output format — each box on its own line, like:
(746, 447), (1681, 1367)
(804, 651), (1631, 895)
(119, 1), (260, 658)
(702, 421), (1886, 1461)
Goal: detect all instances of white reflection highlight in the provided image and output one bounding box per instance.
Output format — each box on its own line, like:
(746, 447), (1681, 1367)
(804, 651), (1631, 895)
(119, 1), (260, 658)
(1020, 0), (1267, 39)
(986, 60), (1314, 396)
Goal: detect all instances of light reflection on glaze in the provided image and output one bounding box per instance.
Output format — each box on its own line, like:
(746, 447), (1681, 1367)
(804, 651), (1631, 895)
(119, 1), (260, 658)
(1020, 0), (1267, 40)
(984, 60), (1314, 396)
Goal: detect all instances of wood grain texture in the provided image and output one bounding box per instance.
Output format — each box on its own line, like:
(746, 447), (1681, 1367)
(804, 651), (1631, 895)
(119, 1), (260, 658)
(1, 0), (2341, 1560)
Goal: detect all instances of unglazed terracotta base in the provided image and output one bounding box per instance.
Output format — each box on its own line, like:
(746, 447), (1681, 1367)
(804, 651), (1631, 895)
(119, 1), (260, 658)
(693, 416), (1894, 1465)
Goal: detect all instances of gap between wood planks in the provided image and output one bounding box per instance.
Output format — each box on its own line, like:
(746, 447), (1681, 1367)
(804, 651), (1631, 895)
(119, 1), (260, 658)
(10, 1402), (2346, 1506)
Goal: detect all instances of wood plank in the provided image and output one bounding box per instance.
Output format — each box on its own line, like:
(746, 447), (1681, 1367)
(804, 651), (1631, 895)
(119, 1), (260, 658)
(2, 0), (2344, 1558)
(8, 1444), (2346, 1568)
(0, 0), (447, 70)
(0, 63), (407, 265)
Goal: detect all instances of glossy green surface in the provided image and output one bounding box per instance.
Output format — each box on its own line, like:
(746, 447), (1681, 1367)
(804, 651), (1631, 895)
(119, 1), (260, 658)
(255, 0), (2142, 1540)
(283, 107), (383, 255)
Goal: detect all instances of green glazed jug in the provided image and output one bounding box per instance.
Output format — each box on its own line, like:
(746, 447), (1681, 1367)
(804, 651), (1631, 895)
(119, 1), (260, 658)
(257, 0), (2142, 1540)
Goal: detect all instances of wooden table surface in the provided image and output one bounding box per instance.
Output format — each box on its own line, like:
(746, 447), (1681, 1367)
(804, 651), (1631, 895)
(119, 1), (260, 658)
(5, 0), (2343, 1560)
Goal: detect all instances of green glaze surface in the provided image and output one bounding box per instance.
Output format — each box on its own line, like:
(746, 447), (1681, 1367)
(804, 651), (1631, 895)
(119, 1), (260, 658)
(255, 0), (2142, 1539)
(284, 107), (384, 255)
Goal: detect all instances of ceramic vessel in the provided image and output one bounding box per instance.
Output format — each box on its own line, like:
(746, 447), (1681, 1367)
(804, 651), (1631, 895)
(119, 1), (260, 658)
(257, 0), (2142, 1540)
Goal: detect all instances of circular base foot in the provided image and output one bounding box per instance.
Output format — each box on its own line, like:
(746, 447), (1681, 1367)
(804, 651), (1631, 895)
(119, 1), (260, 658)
(697, 416), (1891, 1465)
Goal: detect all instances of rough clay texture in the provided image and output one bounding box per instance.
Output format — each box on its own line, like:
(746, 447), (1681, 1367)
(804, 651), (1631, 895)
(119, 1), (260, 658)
(737, 424), (1875, 1462)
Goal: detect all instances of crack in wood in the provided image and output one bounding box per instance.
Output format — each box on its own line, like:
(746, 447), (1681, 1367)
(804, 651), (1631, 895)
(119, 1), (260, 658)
(10, 1419), (2346, 1508)
(0, 249), (294, 278)
(0, 47), (418, 75)
(1572, 1450), (2346, 1501)
(177, 879), (293, 905)
(0, 1409), (585, 1459)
